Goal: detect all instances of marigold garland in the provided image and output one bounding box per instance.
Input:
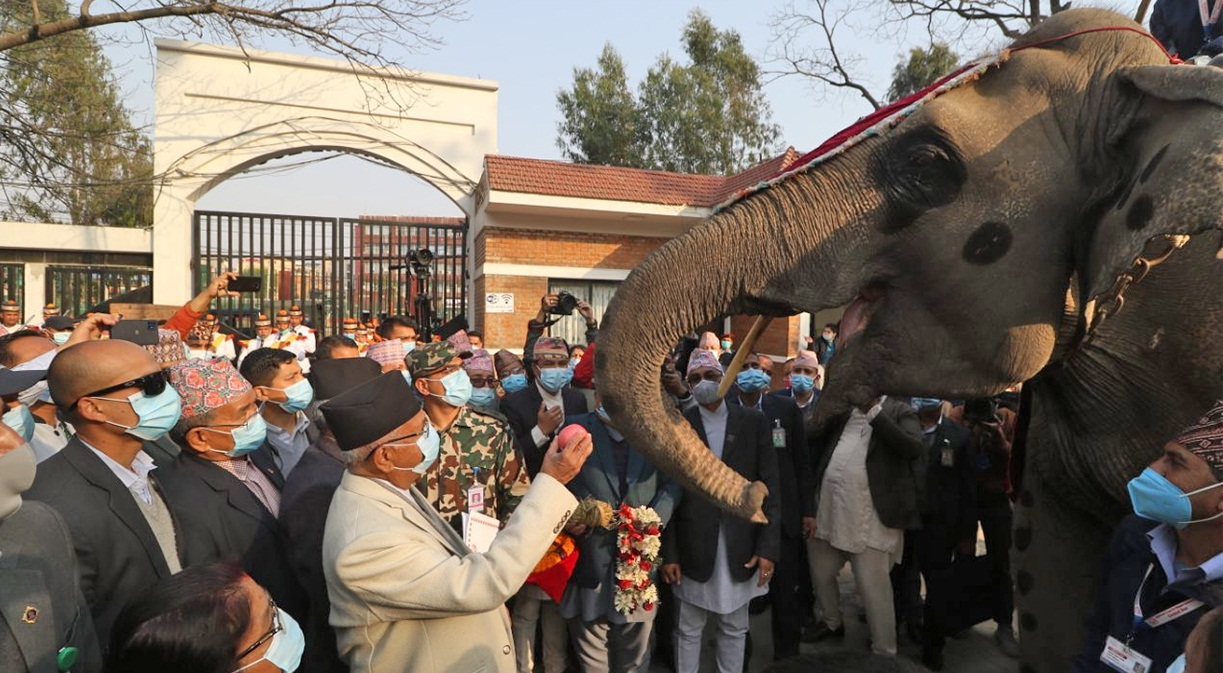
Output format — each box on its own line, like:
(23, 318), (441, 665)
(613, 504), (662, 616)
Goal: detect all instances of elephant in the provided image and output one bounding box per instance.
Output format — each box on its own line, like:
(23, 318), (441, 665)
(595, 8), (1222, 673)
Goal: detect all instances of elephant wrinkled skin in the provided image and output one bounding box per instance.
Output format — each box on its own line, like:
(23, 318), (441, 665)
(596, 9), (1222, 673)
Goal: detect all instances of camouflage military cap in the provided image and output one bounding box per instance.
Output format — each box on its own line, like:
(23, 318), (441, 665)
(405, 340), (471, 376)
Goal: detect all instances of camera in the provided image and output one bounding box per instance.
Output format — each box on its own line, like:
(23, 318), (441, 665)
(549, 291), (579, 316)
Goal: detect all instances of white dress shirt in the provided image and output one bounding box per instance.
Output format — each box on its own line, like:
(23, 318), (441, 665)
(81, 439), (157, 505)
(530, 382), (565, 448)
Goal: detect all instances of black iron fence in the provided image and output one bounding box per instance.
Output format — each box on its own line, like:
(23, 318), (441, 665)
(46, 265), (153, 318)
(193, 211), (467, 336)
(0, 264), (22, 307)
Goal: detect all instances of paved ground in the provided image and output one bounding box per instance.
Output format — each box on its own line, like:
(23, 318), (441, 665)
(649, 564), (1019, 673)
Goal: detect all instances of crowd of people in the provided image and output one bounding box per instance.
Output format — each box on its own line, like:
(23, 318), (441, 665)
(0, 275), (1219, 673)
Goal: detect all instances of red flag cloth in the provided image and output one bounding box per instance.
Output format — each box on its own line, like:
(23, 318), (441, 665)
(526, 534), (581, 604)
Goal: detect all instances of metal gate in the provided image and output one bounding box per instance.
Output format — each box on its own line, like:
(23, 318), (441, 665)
(192, 211), (467, 336)
(47, 265), (153, 318)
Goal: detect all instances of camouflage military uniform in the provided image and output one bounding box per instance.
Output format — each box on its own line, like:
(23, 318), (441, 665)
(419, 405), (531, 529)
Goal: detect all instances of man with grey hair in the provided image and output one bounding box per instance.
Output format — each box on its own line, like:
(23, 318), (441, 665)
(321, 371), (593, 673)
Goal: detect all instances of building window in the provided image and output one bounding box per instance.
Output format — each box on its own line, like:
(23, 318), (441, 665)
(546, 279), (619, 346)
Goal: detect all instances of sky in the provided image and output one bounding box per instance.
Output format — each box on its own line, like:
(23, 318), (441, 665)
(98, 0), (1140, 219)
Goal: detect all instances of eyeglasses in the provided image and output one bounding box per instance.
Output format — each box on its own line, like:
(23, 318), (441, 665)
(375, 422), (432, 453)
(468, 376), (495, 389)
(234, 597), (281, 663)
(71, 370), (168, 410)
(686, 371), (723, 386)
(746, 362), (775, 377)
(535, 358), (569, 370)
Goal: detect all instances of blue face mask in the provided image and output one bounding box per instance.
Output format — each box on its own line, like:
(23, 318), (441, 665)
(1128, 467), (1223, 529)
(427, 369), (472, 408)
(735, 368), (771, 393)
(720, 340), (732, 351)
(98, 387), (183, 442)
(790, 374), (815, 394)
(500, 373), (528, 394)
(204, 414), (268, 458)
(231, 606), (304, 673)
(51, 332), (70, 345)
(402, 341), (417, 355)
(273, 379), (314, 414)
(2, 404), (35, 443)
(468, 387), (498, 409)
(387, 422), (441, 476)
(538, 367), (573, 393)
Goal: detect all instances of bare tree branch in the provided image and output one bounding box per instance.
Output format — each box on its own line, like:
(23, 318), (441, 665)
(767, 0), (883, 110)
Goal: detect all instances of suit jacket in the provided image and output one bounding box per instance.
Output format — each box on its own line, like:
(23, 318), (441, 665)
(662, 404), (781, 583)
(157, 451), (306, 622)
(915, 419), (977, 542)
(564, 413), (683, 590)
(729, 392), (813, 538)
(810, 397), (924, 531)
(323, 470), (577, 673)
(279, 436), (348, 673)
(0, 501), (102, 673)
(25, 438), (184, 648)
(501, 384), (589, 477)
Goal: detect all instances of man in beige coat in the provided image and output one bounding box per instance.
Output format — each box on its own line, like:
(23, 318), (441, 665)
(320, 371), (592, 673)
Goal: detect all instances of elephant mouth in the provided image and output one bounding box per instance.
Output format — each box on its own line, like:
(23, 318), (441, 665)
(837, 285), (885, 347)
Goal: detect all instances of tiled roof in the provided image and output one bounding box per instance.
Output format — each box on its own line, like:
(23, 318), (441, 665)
(484, 149), (799, 208)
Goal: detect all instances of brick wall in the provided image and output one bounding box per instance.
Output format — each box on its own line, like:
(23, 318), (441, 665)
(480, 227), (666, 267)
(478, 274), (548, 351)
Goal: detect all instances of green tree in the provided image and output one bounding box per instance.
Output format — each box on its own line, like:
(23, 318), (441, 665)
(1, 1), (153, 225)
(885, 42), (959, 103)
(556, 9), (782, 175)
(555, 44), (644, 168)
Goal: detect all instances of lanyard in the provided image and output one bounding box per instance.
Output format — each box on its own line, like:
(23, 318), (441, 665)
(1201, 0), (1222, 37)
(1129, 564), (1206, 641)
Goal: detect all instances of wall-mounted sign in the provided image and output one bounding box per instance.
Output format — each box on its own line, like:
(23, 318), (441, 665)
(485, 293), (514, 313)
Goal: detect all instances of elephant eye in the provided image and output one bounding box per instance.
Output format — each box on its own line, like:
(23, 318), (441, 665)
(875, 128), (967, 233)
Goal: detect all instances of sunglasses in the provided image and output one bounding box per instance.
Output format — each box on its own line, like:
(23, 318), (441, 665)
(468, 376), (495, 389)
(71, 370), (169, 410)
(234, 597), (282, 663)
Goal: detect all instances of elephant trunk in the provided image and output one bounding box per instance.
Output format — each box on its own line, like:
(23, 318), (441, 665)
(597, 173), (861, 522)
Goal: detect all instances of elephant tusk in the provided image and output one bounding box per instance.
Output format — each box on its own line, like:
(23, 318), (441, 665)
(717, 316), (772, 399)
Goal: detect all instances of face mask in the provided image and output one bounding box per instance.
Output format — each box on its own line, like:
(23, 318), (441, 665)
(538, 367), (573, 393)
(16, 379), (48, 408)
(1166, 654), (1186, 673)
(50, 332), (70, 345)
(204, 414), (268, 458)
(427, 369), (472, 407)
(99, 387), (183, 442)
(790, 374), (815, 394)
(468, 388), (497, 409)
(1127, 467), (1223, 529)
(692, 380), (723, 406)
(501, 373), (528, 394)
(822, 332), (835, 341)
(388, 422), (441, 476)
(720, 340), (732, 351)
(569, 358), (581, 369)
(402, 341), (416, 355)
(2, 404), (36, 443)
(0, 444), (36, 521)
(273, 380), (314, 414)
(735, 369), (771, 393)
(232, 607), (304, 673)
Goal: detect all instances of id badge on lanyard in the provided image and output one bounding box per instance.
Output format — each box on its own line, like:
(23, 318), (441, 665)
(1102, 564), (1205, 673)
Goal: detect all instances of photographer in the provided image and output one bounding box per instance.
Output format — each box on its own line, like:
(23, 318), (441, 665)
(524, 293), (598, 375)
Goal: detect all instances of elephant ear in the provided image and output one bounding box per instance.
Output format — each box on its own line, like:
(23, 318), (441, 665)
(1082, 64), (1223, 303)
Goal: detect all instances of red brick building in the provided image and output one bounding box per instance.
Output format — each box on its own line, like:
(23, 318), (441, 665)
(470, 150), (819, 358)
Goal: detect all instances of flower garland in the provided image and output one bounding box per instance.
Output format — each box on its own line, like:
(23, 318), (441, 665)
(613, 504), (662, 616)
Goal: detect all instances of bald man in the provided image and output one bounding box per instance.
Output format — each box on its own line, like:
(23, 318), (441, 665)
(26, 340), (188, 648)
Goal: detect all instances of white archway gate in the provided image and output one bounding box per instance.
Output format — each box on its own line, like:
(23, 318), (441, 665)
(152, 39), (497, 305)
